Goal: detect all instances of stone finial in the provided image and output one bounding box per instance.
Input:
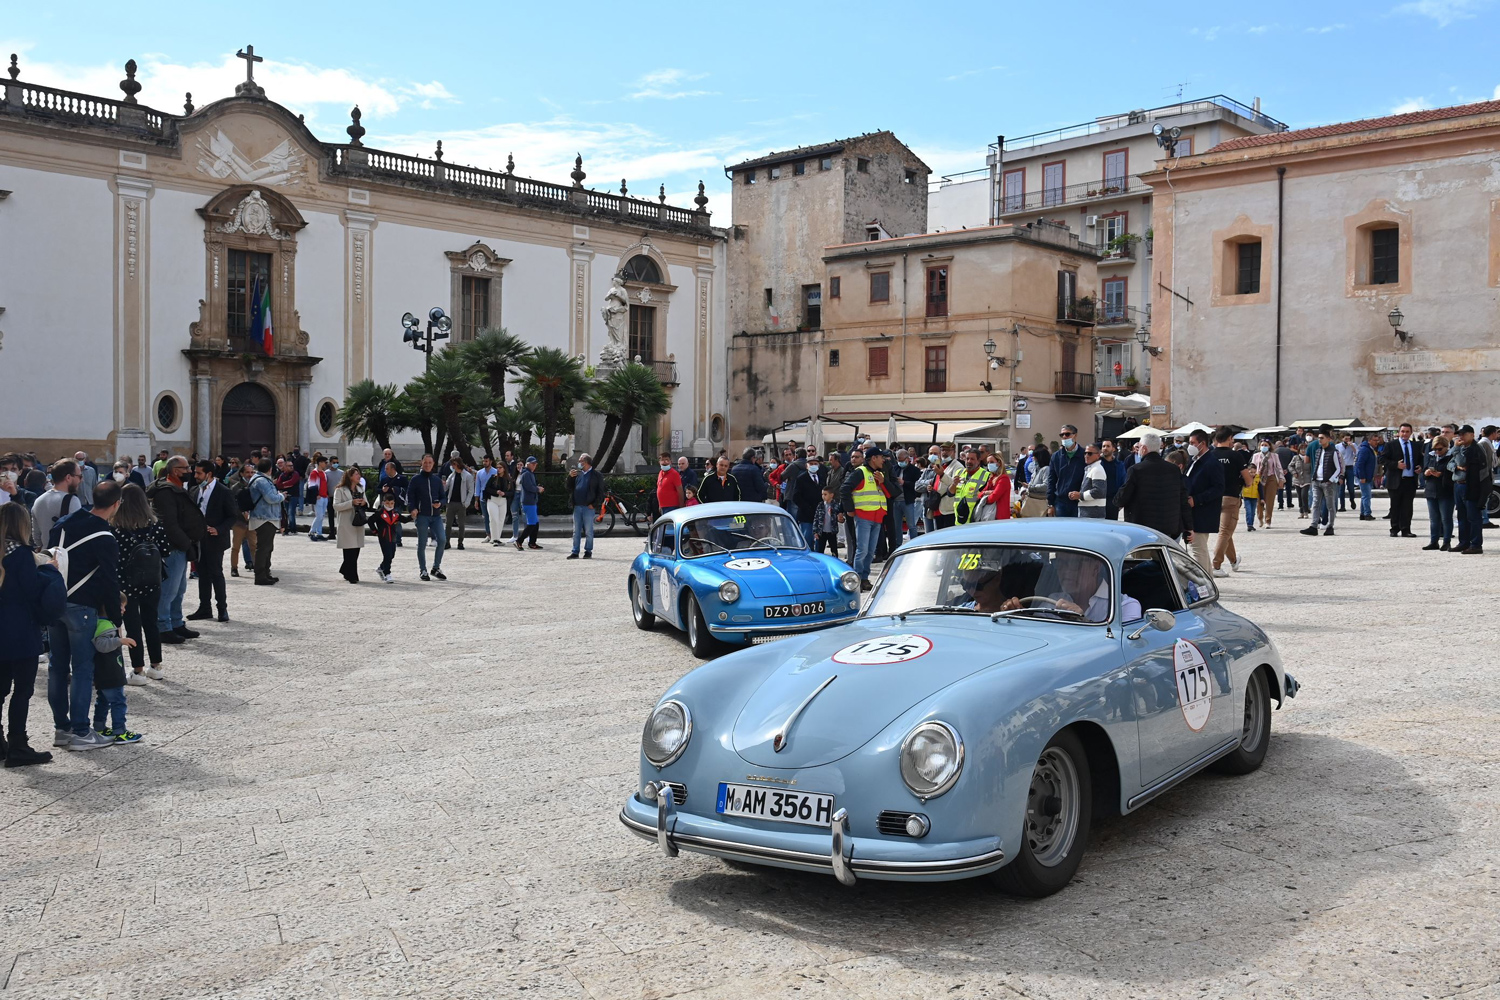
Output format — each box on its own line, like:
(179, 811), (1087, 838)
(7, 54), (18, 81)
(505, 152), (514, 174)
(434, 140), (444, 161)
(119, 59), (142, 105)
(620, 178), (628, 196)
(346, 106), (365, 147)
(659, 184), (666, 204)
(184, 92), (194, 114)
(570, 153), (586, 188)
(694, 180), (709, 212)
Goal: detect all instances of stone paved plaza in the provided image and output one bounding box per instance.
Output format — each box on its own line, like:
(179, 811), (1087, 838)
(1, 514), (1496, 1000)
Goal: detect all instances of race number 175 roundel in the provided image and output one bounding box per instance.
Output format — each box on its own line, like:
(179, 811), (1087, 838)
(1173, 639), (1213, 732)
(832, 634), (933, 665)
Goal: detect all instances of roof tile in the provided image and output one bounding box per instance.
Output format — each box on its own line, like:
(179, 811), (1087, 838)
(1212, 100), (1500, 152)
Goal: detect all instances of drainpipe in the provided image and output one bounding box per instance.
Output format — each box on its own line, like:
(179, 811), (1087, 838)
(900, 251), (909, 398)
(1275, 166), (1285, 425)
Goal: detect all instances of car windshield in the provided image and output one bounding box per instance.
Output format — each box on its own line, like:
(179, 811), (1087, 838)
(679, 512), (807, 558)
(865, 545), (1118, 624)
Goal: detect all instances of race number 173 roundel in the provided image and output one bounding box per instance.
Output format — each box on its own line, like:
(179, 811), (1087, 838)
(832, 634), (933, 665)
(1173, 639), (1213, 732)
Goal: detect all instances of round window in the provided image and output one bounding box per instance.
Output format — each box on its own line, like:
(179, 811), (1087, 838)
(318, 400), (337, 436)
(155, 394), (179, 433)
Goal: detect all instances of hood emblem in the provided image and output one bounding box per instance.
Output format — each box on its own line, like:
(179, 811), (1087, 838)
(772, 674), (837, 753)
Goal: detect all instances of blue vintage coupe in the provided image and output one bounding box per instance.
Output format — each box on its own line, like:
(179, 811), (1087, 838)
(628, 502), (863, 658)
(621, 519), (1299, 896)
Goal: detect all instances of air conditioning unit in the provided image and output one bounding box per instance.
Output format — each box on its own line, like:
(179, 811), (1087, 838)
(1085, 215), (1099, 227)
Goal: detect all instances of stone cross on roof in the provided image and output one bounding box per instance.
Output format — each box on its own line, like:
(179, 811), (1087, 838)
(235, 45), (265, 98)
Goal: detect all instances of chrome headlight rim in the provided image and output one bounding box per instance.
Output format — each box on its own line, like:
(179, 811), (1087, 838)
(642, 699), (693, 768)
(718, 580), (740, 604)
(839, 570), (860, 593)
(899, 720), (964, 800)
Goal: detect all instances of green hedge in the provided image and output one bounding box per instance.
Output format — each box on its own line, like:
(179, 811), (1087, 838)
(534, 472), (656, 516)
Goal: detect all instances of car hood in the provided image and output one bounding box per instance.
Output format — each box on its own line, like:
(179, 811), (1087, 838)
(703, 550), (831, 598)
(730, 617), (1049, 768)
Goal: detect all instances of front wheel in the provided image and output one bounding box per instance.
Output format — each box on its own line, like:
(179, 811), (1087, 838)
(993, 730), (1092, 898)
(624, 504), (647, 536)
(1212, 667), (1272, 775)
(630, 578), (655, 630)
(1487, 490), (1500, 517)
(684, 592), (720, 659)
(598, 508), (618, 536)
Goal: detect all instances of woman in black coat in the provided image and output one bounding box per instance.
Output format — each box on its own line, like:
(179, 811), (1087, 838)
(0, 503), (66, 766)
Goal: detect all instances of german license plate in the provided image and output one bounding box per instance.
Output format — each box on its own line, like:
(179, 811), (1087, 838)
(717, 782), (834, 827)
(764, 600), (825, 619)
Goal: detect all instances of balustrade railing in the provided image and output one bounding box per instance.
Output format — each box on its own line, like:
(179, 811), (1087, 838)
(3, 79), (164, 135)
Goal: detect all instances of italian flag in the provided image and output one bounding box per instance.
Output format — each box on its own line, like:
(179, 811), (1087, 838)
(256, 276), (274, 354)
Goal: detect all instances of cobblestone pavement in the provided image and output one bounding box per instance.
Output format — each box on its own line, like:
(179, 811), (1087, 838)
(1, 514), (1495, 1000)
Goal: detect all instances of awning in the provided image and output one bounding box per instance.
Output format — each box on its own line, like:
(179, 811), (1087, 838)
(952, 421), (1009, 445)
(1169, 421), (1215, 437)
(1116, 425), (1158, 440)
(1096, 392), (1151, 414)
(1290, 418), (1360, 428)
(1236, 425), (1289, 440)
(762, 417), (1007, 447)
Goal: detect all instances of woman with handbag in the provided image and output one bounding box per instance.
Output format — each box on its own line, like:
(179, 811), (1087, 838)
(974, 452), (1013, 522)
(332, 468), (368, 584)
(1251, 442), (1284, 529)
(111, 484), (170, 681)
(1019, 445), (1051, 518)
(0, 504), (66, 766)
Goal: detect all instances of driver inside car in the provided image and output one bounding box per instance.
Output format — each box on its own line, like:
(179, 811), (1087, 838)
(997, 554), (1139, 623)
(958, 563), (1011, 613)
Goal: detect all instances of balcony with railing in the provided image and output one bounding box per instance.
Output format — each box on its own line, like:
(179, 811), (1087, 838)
(1057, 296), (1096, 326)
(1096, 303), (1132, 327)
(999, 175), (1142, 216)
(990, 96), (1287, 154)
(1096, 350), (1146, 392)
(649, 359), (679, 386)
(1054, 371), (1096, 399)
(1098, 239), (1138, 265)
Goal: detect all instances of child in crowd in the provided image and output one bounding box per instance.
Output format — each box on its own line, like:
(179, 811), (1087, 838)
(92, 616), (142, 744)
(683, 486), (701, 507)
(372, 494), (412, 583)
(812, 487), (841, 556)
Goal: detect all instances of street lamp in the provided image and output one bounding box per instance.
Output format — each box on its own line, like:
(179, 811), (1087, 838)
(402, 307), (453, 367)
(980, 336), (999, 392)
(1387, 307), (1409, 344)
(1135, 326), (1162, 357)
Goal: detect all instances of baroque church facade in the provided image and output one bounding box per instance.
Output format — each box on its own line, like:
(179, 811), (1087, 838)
(0, 53), (729, 463)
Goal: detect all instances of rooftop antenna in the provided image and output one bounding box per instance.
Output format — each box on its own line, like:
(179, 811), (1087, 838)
(1170, 81), (1189, 99)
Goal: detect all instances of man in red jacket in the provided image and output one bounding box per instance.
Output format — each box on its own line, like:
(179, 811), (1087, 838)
(656, 451), (684, 515)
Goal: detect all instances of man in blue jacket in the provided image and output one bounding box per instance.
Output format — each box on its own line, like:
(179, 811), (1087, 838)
(1183, 429), (1224, 575)
(46, 479), (123, 751)
(731, 448), (768, 503)
(406, 454), (448, 580)
(1047, 425), (1087, 517)
(567, 453), (604, 560)
(1354, 434), (1379, 521)
(514, 456), (545, 551)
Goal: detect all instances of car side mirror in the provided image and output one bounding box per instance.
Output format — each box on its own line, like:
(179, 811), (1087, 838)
(1126, 608), (1176, 640)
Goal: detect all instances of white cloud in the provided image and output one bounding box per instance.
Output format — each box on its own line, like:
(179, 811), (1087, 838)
(1494, 83), (1500, 99)
(628, 68), (713, 100)
(401, 80), (458, 110)
(1189, 25), (1223, 41)
(1247, 24), (1272, 34)
(1305, 22), (1348, 32)
(943, 65), (1005, 82)
(1389, 97), (1435, 113)
(1391, 0), (1488, 26)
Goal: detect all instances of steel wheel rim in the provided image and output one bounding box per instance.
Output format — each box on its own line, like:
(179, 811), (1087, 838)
(1026, 747), (1080, 867)
(687, 599), (699, 646)
(631, 582), (643, 622)
(1240, 670), (1267, 753)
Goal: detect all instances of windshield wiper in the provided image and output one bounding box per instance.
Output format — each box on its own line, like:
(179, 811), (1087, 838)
(989, 607), (1089, 622)
(895, 605), (982, 620)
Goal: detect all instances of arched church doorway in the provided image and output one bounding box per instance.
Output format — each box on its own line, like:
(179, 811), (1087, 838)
(221, 382), (277, 458)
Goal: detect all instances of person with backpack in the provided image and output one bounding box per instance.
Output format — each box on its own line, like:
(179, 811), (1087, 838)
(147, 457), (206, 644)
(245, 459), (285, 585)
(188, 460), (238, 624)
(111, 484), (169, 683)
(30, 459), (82, 548)
(45, 478), (124, 751)
(0, 503), (66, 766)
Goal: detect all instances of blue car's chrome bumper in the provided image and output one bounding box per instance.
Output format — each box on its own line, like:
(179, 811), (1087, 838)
(709, 609), (860, 639)
(619, 792), (1005, 883)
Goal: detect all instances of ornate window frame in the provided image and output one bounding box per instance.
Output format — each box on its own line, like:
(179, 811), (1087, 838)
(192, 186), (309, 354)
(445, 242), (511, 342)
(617, 243), (676, 367)
(153, 389), (183, 434)
(1346, 200), (1411, 297)
(315, 396), (340, 439)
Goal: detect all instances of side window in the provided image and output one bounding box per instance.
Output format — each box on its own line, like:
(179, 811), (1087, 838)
(1121, 547), (1182, 618)
(1168, 549), (1218, 607)
(650, 524), (676, 557)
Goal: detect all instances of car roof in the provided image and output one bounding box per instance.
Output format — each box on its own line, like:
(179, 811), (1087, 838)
(655, 502), (797, 528)
(899, 519), (1178, 564)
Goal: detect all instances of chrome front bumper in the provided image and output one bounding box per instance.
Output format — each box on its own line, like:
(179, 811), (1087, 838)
(621, 793), (1005, 883)
(709, 611), (860, 638)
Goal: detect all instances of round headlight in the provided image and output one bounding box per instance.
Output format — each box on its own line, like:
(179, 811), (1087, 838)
(719, 581), (740, 603)
(900, 721), (964, 799)
(642, 700), (692, 767)
(839, 571), (860, 593)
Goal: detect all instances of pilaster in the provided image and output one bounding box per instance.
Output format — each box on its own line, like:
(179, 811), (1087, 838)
(694, 262), (716, 453)
(569, 245), (595, 361)
(344, 211), (377, 386)
(114, 176), (154, 456)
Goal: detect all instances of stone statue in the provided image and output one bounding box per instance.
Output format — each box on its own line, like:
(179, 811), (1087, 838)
(599, 277), (629, 367)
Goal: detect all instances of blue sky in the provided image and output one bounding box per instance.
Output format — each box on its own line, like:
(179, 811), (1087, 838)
(4, 0), (1496, 218)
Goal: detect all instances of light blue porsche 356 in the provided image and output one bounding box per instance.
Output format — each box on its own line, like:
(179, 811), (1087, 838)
(621, 519), (1298, 896)
(627, 502), (863, 657)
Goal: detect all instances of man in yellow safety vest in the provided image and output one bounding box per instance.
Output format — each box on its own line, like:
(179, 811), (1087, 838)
(840, 449), (889, 591)
(953, 450), (991, 525)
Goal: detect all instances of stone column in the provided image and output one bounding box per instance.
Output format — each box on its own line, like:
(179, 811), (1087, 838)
(344, 211), (377, 387)
(193, 374), (213, 457)
(569, 245), (595, 361)
(296, 381), (312, 452)
(115, 175), (154, 462)
(692, 261), (716, 456)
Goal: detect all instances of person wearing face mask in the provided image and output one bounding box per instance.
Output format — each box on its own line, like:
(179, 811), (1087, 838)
(931, 444), (962, 529)
(656, 451), (685, 516)
(1250, 440), (1284, 529)
(1183, 430), (1224, 574)
(951, 450), (991, 526)
(791, 453), (826, 548)
(975, 450), (1013, 521)
(1046, 425), (1087, 517)
(1077, 445), (1108, 517)
(891, 449), (921, 539)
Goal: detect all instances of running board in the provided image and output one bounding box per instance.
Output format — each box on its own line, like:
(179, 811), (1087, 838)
(1127, 737), (1242, 811)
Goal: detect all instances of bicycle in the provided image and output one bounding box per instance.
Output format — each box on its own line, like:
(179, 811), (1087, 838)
(595, 487), (653, 536)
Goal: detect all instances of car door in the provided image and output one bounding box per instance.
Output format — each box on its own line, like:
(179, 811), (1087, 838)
(1126, 547), (1234, 789)
(642, 523), (678, 621)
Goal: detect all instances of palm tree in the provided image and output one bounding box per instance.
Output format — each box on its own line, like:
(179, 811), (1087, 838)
(596, 363), (671, 473)
(518, 347), (588, 470)
(336, 380), (399, 453)
(461, 328), (531, 410)
(585, 370), (630, 468)
(427, 351), (482, 467)
(397, 375), (444, 459)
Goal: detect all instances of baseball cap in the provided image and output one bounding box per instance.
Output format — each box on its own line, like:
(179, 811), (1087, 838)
(526, 455), (538, 463)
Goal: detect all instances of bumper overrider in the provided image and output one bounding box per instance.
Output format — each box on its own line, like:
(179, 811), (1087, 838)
(619, 788), (1006, 883)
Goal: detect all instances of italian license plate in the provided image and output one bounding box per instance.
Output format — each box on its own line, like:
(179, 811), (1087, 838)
(717, 782), (835, 827)
(764, 600), (825, 619)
